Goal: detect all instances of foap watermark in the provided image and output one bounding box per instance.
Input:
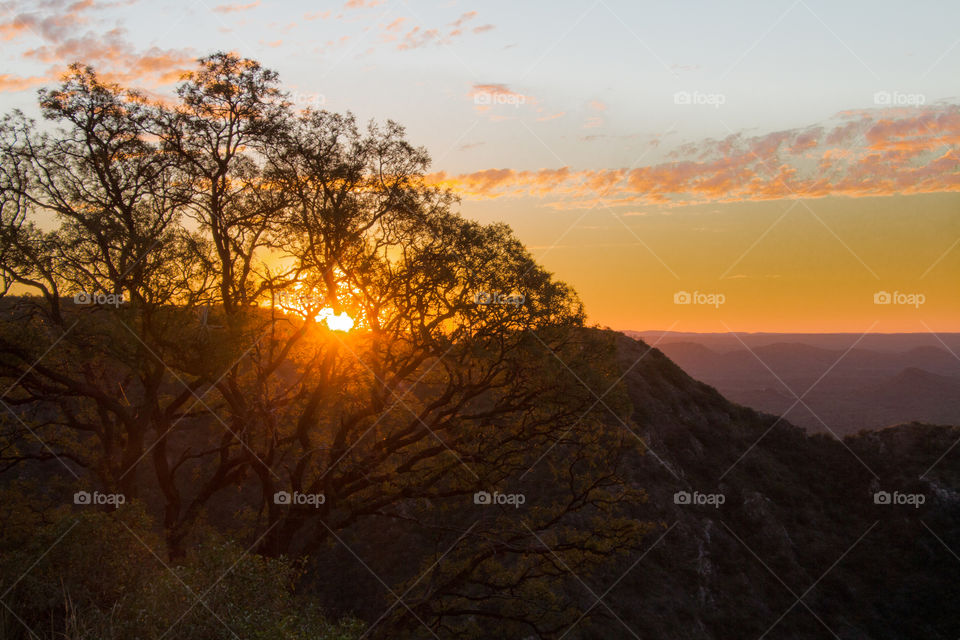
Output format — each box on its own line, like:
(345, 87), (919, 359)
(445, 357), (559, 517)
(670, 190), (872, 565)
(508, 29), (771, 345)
(274, 291), (326, 309)
(474, 91), (526, 108)
(73, 291), (126, 307)
(673, 491), (727, 509)
(274, 490), (326, 507)
(74, 490), (125, 506)
(874, 490), (925, 509)
(873, 90), (925, 107)
(474, 490), (525, 508)
(290, 91), (326, 108)
(674, 290), (725, 308)
(874, 290), (925, 308)
(674, 490), (725, 508)
(673, 90), (726, 108)
(474, 291), (525, 308)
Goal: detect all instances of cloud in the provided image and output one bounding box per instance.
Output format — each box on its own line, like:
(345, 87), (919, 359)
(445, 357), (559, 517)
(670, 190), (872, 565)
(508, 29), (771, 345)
(384, 17), (406, 31)
(0, 73), (47, 92)
(213, 1), (259, 13)
(448, 11), (477, 29)
(428, 105), (960, 206)
(0, 0), (194, 90)
(0, 1), (92, 42)
(392, 10), (494, 50)
(427, 167), (583, 199)
(536, 111), (565, 122)
(308, 6), (492, 52)
(22, 28), (194, 86)
(397, 25), (442, 50)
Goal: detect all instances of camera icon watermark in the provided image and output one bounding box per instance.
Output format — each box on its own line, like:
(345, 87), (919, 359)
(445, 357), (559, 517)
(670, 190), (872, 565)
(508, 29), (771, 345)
(273, 490), (326, 507)
(673, 490), (725, 508)
(673, 290), (725, 308)
(873, 490), (925, 509)
(873, 290), (925, 308)
(473, 490), (525, 508)
(73, 490), (126, 506)
(873, 90), (925, 106)
(673, 90), (726, 108)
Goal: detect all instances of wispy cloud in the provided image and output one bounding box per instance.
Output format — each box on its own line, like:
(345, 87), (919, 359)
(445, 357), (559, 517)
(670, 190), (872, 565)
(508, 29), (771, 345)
(0, 73), (47, 91)
(536, 111), (565, 122)
(393, 10), (493, 50)
(428, 105), (960, 206)
(213, 1), (259, 14)
(0, 0), (193, 90)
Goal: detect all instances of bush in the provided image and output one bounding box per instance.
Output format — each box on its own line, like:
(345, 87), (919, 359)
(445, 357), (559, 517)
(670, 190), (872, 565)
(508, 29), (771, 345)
(0, 502), (364, 640)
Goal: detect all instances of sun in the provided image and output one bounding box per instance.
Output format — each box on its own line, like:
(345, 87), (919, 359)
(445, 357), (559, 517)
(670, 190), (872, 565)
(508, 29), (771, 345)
(272, 279), (363, 332)
(316, 307), (355, 332)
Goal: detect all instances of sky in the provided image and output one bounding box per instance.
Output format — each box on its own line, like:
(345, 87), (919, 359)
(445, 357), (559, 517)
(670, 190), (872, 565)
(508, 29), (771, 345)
(1, 0), (958, 332)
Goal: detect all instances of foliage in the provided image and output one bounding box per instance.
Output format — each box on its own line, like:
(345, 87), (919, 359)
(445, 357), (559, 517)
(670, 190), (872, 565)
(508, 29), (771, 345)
(0, 498), (363, 639)
(0, 53), (648, 637)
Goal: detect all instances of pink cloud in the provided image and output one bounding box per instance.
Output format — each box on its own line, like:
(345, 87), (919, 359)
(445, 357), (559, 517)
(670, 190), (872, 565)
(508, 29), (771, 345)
(448, 11), (477, 29)
(397, 25), (441, 50)
(0, 73), (48, 91)
(384, 17), (406, 31)
(428, 105), (960, 206)
(390, 10), (495, 50)
(0, 0), (193, 91)
(213, 1), (259, 13)
(536, 111), (565, 122)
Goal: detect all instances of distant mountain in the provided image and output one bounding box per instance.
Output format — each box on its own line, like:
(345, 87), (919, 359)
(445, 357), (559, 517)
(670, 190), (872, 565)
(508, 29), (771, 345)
(626, 331), (960, 353)
(623, 331), (960, 434)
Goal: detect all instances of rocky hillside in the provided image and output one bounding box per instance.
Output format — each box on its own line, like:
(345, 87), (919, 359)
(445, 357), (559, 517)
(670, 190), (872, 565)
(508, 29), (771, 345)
(581, 332), (960, 639)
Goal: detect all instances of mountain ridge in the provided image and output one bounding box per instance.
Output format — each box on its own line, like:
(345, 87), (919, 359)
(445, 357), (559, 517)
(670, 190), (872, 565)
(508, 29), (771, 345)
(580, 330), (960, 639)
(620, 330), (960, 434)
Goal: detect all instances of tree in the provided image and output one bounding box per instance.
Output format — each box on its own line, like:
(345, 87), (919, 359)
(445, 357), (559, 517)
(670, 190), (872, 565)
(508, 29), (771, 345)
(0, 53), (647, 637)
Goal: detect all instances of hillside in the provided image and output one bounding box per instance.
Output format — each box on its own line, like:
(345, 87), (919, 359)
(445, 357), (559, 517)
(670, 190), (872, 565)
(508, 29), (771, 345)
(1, 324), (957, 639)
(578, 332), (960, 639)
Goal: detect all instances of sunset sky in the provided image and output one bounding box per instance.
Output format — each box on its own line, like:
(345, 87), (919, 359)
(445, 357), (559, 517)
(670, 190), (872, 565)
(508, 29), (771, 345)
(1, 0), (958, 332)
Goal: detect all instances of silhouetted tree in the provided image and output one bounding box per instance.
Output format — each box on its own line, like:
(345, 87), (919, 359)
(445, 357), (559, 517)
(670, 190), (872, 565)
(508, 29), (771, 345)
(0, 53), (646, 637)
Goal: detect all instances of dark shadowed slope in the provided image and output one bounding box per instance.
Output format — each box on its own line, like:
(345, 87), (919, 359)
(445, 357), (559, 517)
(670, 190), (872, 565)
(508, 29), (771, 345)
(573, 331), (960, 640)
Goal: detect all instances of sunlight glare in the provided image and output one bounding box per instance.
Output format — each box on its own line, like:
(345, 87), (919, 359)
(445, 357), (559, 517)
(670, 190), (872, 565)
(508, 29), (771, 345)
(316, 308), (355, 332)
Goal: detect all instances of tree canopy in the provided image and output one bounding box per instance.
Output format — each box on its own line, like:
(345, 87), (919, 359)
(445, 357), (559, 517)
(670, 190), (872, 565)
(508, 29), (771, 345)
(0, 53), (646, 639)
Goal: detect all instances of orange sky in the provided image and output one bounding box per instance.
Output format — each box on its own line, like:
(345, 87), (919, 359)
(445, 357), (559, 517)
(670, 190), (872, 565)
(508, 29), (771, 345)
(1, 0), (958, 333)
(461, 192), (960, 333)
